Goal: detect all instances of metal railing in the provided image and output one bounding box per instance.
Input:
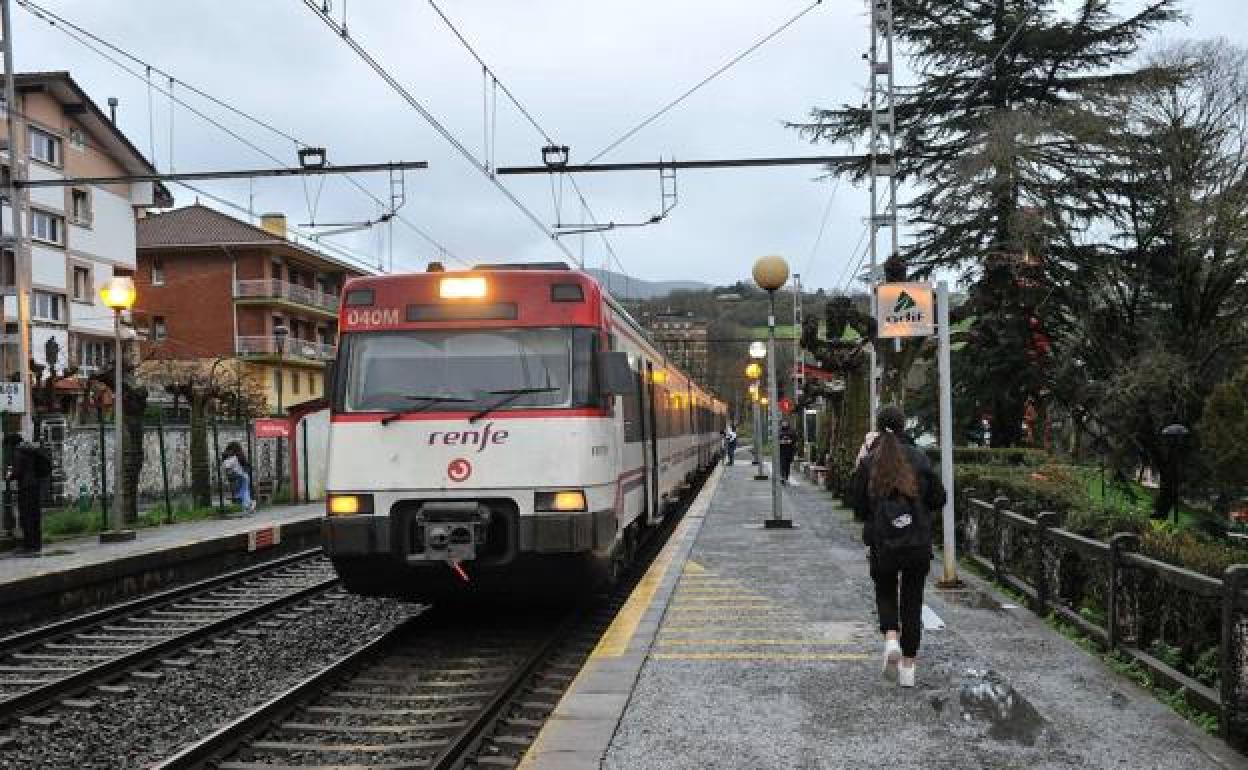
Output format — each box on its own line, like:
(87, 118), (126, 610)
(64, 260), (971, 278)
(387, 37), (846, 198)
(961, 492), (1248, 746)
(234, 279), (339, 313)
(235, 336), (336, 360)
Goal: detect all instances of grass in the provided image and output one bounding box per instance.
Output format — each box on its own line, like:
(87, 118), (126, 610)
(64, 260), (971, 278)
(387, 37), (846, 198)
(41, 498), (247, 542)
(1076, 466), (1203, 527)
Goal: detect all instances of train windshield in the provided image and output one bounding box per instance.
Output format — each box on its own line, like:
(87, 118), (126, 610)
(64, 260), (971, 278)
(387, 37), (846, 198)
(340, 328), (579, 413)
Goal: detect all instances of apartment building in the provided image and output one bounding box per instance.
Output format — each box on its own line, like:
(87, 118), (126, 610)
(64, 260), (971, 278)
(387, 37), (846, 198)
(2, 71), (171, 380)
(135, 204), (367, 410)
(646, 311), (710, 384)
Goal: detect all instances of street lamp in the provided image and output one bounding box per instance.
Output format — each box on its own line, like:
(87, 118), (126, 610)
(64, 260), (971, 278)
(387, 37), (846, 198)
(99, 276), (136, 543)
(745, 360), (766, 481)
(273, 323), (289, 498)
(753, 255), (791, 529)
(1159, 423), (1190, 523)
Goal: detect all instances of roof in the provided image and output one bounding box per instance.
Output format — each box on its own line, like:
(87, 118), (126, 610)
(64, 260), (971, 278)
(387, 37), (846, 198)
(16, 71), (173, 206)
(137, 204), (369, 275)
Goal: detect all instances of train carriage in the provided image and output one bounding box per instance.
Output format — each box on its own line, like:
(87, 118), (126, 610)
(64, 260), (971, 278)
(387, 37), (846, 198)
(321, 262), (725, 602)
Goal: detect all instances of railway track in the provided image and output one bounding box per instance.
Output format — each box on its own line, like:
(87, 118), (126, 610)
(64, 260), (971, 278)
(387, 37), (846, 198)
(0, 549), (340, 720)
(152, 471), (710, 770)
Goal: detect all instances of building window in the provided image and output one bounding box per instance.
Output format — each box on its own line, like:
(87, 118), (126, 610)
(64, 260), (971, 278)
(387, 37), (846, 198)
(72, 266), (91, 302)
(151, 257), (165, 286)
(80, 339), (107, 369)
(151, 316), (167, 342)
(70, 188), (91, 225)
(307, 372), (316, 394)
(2, 251), (13, 288)
(31, 210), (64, 245)
(32, 291), (63, 322)
(28, 127), (61, 166)
(272, 369), (281, 392)
(68, 127), (86, 151)
(291, 370), (300, 396)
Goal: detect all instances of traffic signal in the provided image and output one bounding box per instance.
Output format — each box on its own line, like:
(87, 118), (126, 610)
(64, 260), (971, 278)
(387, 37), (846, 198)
(779, 397), (792, 414)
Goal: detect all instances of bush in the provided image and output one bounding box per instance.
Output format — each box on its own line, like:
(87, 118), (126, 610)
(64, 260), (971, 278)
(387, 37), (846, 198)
(956, 463), (1091, 517)
(927, 447), (1049, 468)
(1139, 528), (1248, 578)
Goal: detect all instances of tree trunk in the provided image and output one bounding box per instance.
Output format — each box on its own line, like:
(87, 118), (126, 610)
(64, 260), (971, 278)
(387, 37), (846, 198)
(189, 392), (211, 508)
(120, 386), (147, 525)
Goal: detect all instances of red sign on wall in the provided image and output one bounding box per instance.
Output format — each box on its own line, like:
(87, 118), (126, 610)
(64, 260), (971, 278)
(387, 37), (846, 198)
(254, 418), (291, 439)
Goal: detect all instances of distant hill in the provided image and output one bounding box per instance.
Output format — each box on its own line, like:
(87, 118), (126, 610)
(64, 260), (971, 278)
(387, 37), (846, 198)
(585, 268), (713, 300)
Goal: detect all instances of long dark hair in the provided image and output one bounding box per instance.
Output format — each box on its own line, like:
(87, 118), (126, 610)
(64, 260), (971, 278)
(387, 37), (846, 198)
(868, 405), (917, 500)
(224, 441), (250, 471)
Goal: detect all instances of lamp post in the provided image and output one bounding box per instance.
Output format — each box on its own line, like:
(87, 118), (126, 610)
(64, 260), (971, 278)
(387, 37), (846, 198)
(99, 276), (136, 543)
(1159, 423), (1190, 523)
(753, 255), (791, 529)
(273, 324), (288, 497)
(745, 359), (765, 480)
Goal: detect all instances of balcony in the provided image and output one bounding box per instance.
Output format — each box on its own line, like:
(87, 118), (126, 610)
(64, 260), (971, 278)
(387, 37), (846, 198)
(234, 279), (339, 316)
(236, 336), (337, 363)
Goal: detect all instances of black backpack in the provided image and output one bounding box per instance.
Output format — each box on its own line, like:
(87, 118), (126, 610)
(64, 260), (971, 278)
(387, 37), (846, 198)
(869, 491), (932, 551)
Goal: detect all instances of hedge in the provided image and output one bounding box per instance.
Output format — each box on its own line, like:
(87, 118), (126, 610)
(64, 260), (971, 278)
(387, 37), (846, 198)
(926, 446), (1049, 468)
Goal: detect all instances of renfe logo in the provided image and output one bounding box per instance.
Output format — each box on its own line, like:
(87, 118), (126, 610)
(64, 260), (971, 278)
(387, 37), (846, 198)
(346, 307), (400, 326)
(429, 422), (510, 453)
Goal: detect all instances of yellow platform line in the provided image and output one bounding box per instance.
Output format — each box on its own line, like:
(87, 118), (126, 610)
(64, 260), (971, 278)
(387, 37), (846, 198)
(660, 626), (818, 632)
(652, 652), (869, 661)
(589, 517), (691, 659)
(656, 639), (856, 646)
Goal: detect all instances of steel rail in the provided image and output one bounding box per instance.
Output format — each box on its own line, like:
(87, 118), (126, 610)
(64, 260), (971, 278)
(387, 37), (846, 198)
(0, 564), (339, 719)
(0, 547), (323, 652)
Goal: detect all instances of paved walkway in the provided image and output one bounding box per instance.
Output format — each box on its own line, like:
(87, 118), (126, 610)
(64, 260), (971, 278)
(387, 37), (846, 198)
(526, 461), (1245, 769)
(0, 502), (322, 586)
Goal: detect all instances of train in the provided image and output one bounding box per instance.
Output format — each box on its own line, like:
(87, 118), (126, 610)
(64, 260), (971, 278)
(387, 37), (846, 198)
(320, 262), (727, 602)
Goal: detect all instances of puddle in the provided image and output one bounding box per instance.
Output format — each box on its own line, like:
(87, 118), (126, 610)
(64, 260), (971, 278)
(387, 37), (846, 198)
(938, 589), (1005, 611)
(958, 669), (1047, 746)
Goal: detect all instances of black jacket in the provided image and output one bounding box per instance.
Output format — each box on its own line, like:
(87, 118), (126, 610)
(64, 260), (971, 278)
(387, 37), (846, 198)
(848, 438), (946, 547)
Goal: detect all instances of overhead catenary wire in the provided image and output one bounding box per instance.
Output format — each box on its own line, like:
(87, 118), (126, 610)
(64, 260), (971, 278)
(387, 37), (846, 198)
(300, 0), (581, 267)
(15, 0), (463, 268)
(588, 0), (824, 164)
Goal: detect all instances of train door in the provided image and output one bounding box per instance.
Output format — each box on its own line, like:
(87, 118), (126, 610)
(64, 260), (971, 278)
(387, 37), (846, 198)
(644, 361), (661, 523)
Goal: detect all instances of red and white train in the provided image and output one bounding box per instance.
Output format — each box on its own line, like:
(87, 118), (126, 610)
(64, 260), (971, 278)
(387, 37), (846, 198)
(321, 263), (726, 601)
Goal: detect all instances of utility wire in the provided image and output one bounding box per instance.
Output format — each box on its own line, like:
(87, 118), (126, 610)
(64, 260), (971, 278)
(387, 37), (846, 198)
(427, 0), (556, 146)
(423, 1), (635, 279)
(802, 176), (840, 281)
(16, 0), (463, 268)
(300, 0), (581, 266)
(588, 0), (824, 164)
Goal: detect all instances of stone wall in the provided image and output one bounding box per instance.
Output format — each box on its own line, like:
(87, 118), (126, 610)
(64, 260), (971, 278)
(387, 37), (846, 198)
(56, 423), (283, 505)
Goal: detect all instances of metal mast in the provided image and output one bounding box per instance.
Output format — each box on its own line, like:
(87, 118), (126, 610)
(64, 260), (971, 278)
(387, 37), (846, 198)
(1, 0), (34, 437)
(867, 0), (900, 421)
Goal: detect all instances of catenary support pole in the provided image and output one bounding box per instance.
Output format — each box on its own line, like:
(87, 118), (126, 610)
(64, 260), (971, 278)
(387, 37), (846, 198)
(765, 291), (789, 527)
(2, 0), (35, 437)
(937, 281), (959, 584)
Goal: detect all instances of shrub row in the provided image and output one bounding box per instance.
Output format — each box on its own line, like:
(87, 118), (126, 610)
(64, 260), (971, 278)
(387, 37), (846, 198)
(926, 446), (1049, 468)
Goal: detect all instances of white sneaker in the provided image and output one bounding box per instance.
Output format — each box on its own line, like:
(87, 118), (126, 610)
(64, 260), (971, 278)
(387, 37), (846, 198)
(899, 662), (916, 688)
(882, 639), (901, 681)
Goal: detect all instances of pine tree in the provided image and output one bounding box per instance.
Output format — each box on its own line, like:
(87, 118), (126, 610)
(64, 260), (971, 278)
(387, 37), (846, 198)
(791, 0), (1180, 446)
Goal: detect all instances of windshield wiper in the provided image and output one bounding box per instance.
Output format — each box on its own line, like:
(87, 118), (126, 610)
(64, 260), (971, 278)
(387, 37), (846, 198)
(380, 395), (474, 426)
(468, 387), (560, 423)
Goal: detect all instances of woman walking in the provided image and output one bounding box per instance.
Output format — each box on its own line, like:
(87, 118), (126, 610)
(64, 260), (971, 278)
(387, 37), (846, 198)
(849, 405), (945, 688)
(221, 441), (256, 514)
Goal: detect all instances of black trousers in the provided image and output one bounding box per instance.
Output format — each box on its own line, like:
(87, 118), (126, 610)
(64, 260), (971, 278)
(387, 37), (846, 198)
(18, 487), (41, 552)
(869, 545), (930, 657)
(779, 449), (795, 480)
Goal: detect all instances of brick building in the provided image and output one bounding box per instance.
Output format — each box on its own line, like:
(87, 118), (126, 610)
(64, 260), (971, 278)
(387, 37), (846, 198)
(135, 204), (367, 410)
(1, 71), (170, 382)
(645, 311), (709, 384)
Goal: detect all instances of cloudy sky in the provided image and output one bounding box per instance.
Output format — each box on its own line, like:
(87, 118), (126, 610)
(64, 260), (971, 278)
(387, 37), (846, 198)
(11, 0), (1245, 290)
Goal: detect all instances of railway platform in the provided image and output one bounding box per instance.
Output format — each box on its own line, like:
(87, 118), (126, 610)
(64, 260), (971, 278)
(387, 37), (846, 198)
(520, 459), (1243, 769)
(0, 502), (323, 630)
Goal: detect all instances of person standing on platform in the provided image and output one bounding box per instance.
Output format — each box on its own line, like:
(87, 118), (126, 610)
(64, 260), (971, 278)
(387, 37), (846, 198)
(11, 439), (51, 557)
(777, 421), (797, 484)
(221, 441), (256, 515)
(722, 426), (738, 466)
(849, 404), (945, 688)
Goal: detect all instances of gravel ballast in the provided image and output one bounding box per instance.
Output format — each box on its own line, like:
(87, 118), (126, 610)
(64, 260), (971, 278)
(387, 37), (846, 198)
(0, 590), (419, 769)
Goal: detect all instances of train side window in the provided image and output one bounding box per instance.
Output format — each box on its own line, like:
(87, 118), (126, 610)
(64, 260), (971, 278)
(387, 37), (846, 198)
(622, 363), (643, 442)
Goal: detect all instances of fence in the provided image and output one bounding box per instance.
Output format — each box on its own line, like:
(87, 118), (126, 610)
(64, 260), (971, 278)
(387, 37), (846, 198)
(962, 492), (1248, 747)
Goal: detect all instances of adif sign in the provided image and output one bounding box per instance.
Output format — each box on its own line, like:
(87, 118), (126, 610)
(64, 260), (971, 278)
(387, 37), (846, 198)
(876, 282), (935, 338)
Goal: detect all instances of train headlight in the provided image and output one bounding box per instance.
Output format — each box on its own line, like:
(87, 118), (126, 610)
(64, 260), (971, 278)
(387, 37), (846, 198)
(439, 275), (487, 299)
(535, 490), (587, 512)
(327, 493), (374, 516)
